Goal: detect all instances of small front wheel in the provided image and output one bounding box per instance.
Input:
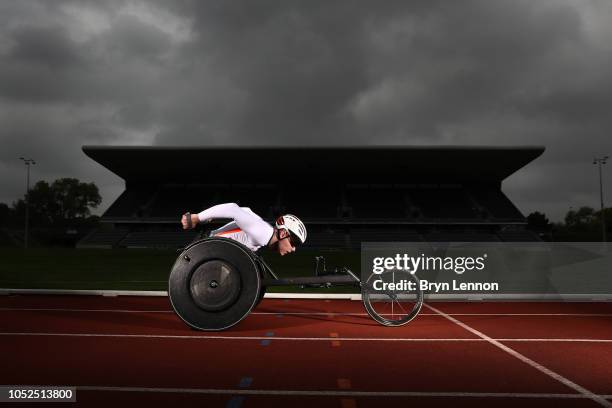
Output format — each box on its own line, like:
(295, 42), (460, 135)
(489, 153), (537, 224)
(362, 269), (423, 326)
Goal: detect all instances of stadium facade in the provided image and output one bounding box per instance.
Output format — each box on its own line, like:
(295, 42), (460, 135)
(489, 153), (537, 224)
(79, 146), (545, 249)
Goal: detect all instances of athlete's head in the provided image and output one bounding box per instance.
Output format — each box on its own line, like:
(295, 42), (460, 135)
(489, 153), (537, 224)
(272, 214), (307, 256)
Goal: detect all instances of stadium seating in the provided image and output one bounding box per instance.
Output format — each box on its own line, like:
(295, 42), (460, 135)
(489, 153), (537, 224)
(468, 187), (523, 220)
(119, 230), (198, 249)
(147, 185), (275, 219)
(410, 188), (480, 220)
(304, 231), (348, 248)
(345, 187), (407, 219)
(281, 186), (340, 219)
(215, 187), (275, 218)
(104, 188), (156, 218)
(149, 186), (219, 217)
(82, 182), (533, 249)
(425, 231), (500, 242)
(77, 228), (130, 248)
(349, 228), (423, 249)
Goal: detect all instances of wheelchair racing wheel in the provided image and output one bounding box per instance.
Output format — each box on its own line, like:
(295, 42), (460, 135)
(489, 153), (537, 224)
(169, 237), (262, 331)
(361, 269), (423, 327)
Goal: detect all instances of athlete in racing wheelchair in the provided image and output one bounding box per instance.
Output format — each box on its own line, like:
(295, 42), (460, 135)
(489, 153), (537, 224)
(171, 202), (423, 331)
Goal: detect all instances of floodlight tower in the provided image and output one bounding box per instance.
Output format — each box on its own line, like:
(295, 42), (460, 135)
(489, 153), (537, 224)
(19, 157), (36, 248)
(593, 156), (608, 242)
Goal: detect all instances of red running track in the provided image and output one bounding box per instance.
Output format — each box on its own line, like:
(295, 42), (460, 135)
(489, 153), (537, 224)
(1, 295), (611, 407)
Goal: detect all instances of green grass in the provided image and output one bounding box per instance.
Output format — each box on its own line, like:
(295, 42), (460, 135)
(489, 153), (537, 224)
(0, 247), (360, 292)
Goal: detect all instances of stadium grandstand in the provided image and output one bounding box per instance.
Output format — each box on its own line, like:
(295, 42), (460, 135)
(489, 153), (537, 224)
(78, 146), (544, 249)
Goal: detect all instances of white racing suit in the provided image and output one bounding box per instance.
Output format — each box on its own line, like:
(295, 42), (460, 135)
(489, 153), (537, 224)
(197, 203), (274, 252)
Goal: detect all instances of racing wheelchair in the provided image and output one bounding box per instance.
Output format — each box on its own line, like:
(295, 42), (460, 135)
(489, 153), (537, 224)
(169, 234), (424, 331)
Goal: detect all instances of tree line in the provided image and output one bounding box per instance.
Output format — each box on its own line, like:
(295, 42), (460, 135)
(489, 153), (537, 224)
(0, 178), (101, 246)
(526, 207), (611, 241)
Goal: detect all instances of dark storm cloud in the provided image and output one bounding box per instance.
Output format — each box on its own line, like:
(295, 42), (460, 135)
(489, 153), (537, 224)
(0, 25), (86, 102)
(10, 26), (82, 68)
(1, 0), (611, 220)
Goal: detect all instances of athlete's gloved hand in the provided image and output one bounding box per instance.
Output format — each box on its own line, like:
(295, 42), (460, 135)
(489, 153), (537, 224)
(182, 213), (210, 229)
(181, 213), (197, 230)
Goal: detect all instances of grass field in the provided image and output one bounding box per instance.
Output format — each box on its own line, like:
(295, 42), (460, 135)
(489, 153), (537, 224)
(0, 247), (360, 293)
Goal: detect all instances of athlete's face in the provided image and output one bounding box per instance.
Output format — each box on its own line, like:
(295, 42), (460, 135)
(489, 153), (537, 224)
(277, 235), (296, 256)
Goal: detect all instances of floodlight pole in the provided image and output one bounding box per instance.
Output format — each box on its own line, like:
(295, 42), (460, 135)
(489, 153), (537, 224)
(19, 157), (36, 248)
(593, 156), (608, 243)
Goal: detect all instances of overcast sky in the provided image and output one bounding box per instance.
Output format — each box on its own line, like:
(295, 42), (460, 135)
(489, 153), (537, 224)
(1, 0), (611, 222)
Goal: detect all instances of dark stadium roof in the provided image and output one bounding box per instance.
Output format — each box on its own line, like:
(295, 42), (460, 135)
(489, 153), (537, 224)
(82, 145), (545, 184)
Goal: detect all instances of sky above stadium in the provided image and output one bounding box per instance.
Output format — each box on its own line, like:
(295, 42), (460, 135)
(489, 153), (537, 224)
(1, 0), (611, 222)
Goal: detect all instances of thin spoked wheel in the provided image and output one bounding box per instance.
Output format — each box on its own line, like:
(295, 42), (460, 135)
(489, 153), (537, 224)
(362, 269), (424, 326)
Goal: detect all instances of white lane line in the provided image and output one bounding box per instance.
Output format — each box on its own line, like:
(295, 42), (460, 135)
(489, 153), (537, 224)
(1, 307), (612, 317)
(71, 386), (606, 399)
(428, 313), (612, 317)
(0, 308), (174, 313)
(0, 333), (481, 341)
(503, 339), (612, 343)
(0, 289), (358, 300)
(425, 303), (612, 407)
(254, 312), (612, 317)
(0, 332), (611, 343)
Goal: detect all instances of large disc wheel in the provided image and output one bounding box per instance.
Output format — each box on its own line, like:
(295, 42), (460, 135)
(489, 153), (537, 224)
(256, 285), (266, 306)
(362, 269), (423, 327)
(169, 238), (261, 331)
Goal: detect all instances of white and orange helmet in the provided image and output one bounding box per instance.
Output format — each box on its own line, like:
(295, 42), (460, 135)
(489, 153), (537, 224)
(275, 214), (307, 246)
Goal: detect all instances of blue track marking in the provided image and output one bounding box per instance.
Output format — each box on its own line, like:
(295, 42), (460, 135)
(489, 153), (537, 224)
(239, 377), (253, 388)
(227, 377), (253, 407)
(260, 331), (274, 346)
(226, 397), (244, 408)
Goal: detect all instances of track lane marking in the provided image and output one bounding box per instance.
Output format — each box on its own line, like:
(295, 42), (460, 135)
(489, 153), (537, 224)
(260, 332), (274, 346)
(2, 307), (612, 317)
(340, 399), (356, 408)
(330, 332), (341, 347)
(338, 378), (356, 408)
(425, 303), (612, 407)
(0, 308), (175, 313)
(227, 377), (252, 408)
(1, 332), (612, 342)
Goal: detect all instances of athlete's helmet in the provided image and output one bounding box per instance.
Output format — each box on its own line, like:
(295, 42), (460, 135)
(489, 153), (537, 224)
(275, 214), (307, 246)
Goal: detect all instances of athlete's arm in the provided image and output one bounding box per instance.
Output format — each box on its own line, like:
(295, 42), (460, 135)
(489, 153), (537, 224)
(197, 203), (247, 223)
(240, 207), (264, 220)
(197, 203), (273, 246)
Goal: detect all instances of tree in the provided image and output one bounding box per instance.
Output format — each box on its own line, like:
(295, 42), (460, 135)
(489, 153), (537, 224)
(564, 206), (596, 228)
(594, 207), (612, 225)
(527, 211), (551, 232)
(12, 178), (101, 227)
(0, 203), (10, 227)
